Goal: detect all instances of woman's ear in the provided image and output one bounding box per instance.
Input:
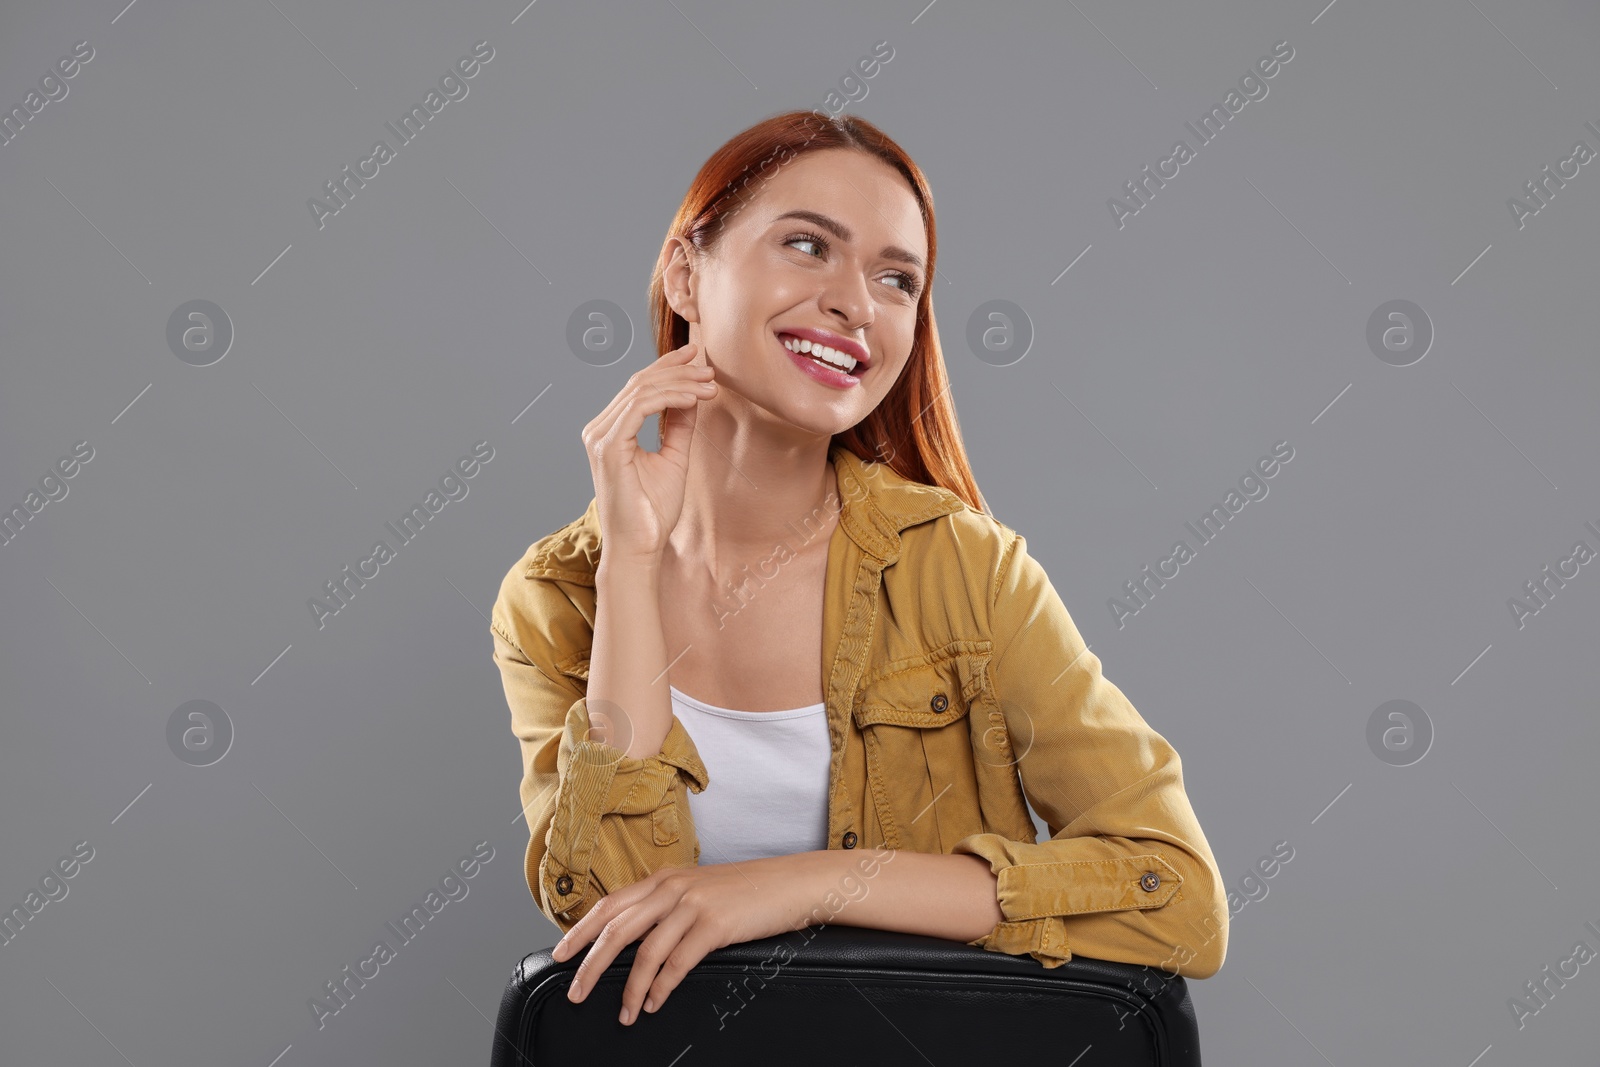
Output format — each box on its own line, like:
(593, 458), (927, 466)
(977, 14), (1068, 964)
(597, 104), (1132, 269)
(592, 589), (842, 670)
(660, 236), (700, 324)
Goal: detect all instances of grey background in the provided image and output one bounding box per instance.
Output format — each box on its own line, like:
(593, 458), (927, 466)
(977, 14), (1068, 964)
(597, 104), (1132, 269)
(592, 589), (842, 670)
(2, 0), (1597, 1063)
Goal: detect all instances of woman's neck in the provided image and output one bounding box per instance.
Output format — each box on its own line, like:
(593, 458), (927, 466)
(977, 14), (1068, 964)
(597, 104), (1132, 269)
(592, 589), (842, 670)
(665, 432), (840, 578)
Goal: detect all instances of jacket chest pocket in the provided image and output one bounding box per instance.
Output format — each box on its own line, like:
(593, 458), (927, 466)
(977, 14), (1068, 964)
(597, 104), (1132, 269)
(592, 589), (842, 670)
(851, 645), (990, 853)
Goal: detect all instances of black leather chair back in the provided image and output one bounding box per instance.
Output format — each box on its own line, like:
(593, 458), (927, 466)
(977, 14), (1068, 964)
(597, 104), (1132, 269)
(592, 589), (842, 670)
(490, 924), (1201, 1065)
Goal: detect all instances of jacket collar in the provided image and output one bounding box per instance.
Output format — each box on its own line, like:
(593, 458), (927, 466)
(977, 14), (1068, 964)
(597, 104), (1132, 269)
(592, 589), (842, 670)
(523, 443), (968, 584)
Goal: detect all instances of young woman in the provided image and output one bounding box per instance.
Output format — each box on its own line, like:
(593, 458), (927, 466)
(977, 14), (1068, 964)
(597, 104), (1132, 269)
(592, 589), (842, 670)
(490, 109), (1228, 1027)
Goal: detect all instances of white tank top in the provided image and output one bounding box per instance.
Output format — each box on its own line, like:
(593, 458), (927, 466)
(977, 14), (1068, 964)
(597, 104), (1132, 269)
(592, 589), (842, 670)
(668, 685), (831, 865)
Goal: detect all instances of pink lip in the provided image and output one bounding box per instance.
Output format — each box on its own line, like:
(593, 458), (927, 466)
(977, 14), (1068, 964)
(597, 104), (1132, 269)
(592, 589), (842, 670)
(776, 327), (870, 369)
(778, 333), (861, 390)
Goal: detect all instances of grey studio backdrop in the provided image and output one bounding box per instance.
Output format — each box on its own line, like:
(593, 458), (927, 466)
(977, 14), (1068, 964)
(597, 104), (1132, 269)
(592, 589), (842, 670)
(2, 0), (1597, 1063)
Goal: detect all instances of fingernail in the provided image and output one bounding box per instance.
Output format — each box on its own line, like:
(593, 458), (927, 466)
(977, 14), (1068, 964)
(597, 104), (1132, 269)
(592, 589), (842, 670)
(644, 997), (655, 1012)
(619, 1007), (631, 1025)
(567, 984), (580, 1002)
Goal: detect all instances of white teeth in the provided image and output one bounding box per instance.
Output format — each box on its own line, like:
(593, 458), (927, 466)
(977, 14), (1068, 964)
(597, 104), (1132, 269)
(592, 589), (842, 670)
(782, 335), (858, 373)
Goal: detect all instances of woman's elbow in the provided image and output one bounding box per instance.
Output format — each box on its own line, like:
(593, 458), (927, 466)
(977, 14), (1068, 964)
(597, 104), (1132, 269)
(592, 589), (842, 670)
(1159, 884), (1229, 979)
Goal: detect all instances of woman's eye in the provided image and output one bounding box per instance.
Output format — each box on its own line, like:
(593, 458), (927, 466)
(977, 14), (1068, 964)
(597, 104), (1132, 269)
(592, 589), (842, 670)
(784, 231), (921, 298)
(881, 271), (923, 299)
(785, 232), (827, 258)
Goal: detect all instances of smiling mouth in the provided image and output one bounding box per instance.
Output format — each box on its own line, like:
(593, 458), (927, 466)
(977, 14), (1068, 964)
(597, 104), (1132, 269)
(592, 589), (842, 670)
(777, 333), (865, 377)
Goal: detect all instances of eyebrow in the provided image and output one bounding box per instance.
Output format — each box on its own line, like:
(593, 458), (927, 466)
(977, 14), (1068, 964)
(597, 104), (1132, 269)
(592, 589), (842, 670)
(771, 209), (925, 274)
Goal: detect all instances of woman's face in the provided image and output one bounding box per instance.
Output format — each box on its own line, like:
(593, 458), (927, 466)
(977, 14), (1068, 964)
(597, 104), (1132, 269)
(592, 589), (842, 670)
(665, 147), (929, 439)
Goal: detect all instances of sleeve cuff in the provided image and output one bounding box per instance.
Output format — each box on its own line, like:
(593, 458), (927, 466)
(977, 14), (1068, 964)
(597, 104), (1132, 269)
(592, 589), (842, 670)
(561, 696), (709, 811)
(966, 916), (1074, 969)
(952, 832), (1182, 919)
(952, 831), (1184, 970)
(541, 697), (708, 919)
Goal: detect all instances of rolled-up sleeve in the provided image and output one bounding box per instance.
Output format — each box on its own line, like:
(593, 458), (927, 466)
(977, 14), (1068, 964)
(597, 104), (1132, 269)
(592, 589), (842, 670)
(491, 581), (708, 934)
(950, 531), (1229, 978)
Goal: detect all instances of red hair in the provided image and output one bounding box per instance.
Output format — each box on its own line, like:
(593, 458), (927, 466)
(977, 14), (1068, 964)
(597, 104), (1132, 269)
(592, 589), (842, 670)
(647, 109), (987, 515)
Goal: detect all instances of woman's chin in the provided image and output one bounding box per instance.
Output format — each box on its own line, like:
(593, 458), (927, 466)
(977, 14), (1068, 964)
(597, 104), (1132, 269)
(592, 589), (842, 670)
(752, 401), (859, 440)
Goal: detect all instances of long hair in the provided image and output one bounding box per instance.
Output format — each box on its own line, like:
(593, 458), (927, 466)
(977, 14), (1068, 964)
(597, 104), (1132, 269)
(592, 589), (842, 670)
(647, 109), (988, 515)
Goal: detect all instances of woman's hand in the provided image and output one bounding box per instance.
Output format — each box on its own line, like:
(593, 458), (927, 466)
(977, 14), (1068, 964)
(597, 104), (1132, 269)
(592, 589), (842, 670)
(549, 858), (807, 1025)
(581, 341), (718, 565)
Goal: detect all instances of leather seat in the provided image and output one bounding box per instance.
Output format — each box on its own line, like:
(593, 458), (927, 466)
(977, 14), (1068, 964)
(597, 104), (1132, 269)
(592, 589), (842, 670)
(489, 924), (1202, 1065)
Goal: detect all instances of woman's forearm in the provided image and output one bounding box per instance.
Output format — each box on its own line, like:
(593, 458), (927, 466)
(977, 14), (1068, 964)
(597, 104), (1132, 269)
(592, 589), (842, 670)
(587, 556), (674, 758)
(780, 848), (1004, 945)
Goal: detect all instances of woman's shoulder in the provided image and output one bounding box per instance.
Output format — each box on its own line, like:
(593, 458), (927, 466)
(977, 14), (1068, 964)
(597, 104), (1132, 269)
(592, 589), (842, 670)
(519, 496), (603, 584)
(490, 500), (600, 658)
(887, 476), (1021, 562)
(844, 449), (1020, 555)
(889, 490), (1029, 619)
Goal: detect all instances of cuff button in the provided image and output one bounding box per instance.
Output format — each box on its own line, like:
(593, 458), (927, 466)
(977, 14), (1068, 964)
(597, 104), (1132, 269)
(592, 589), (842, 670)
(841, 831), (858, 849)
(555, 874), (573, 895)
(1139, 871), (1161, 892)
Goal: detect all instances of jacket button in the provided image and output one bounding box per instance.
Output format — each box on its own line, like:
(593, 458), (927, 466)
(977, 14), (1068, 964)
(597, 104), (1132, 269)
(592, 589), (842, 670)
(930, 693), (949, 713)
(842, 831), (858, 849)
(1139, 871), (1161, 893)
(555, 874), (573, 895)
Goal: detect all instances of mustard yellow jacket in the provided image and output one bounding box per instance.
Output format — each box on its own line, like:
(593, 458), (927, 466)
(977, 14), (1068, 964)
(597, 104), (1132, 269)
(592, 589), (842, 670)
(490, 443), (1228, 977)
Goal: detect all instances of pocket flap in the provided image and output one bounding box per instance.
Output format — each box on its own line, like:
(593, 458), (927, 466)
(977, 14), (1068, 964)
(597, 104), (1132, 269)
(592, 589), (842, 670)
(853, 645), (990, 728)
(554, 650), (590, 682)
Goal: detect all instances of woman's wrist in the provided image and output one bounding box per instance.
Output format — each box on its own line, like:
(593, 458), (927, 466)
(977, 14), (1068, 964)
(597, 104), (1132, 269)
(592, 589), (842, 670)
(595, 553), (664, 592)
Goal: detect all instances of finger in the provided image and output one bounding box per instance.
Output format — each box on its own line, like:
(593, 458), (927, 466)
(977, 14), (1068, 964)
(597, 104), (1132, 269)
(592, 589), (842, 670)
(610, 345), (708, 405)
(602, 387), (706, 462)
(582, 346), (706, 453)
(557, 874), (658, 966)
(568, 890), (669, 1002)
(618, 387), (709, 455)
(641, 924), (721, 1018)
(643, 384), (714, 405)
(632, 372), (716, 414)
(572, 910), (656, 1006)
(619, 908), (699, 1024)
(664, 340), (701, 365)
(553, 896), (617, 963)
(552, 923), (586, 962)
(658, 389), (704, 464)
(586, 354), (712, 448)
(554, 917), (598, 967)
